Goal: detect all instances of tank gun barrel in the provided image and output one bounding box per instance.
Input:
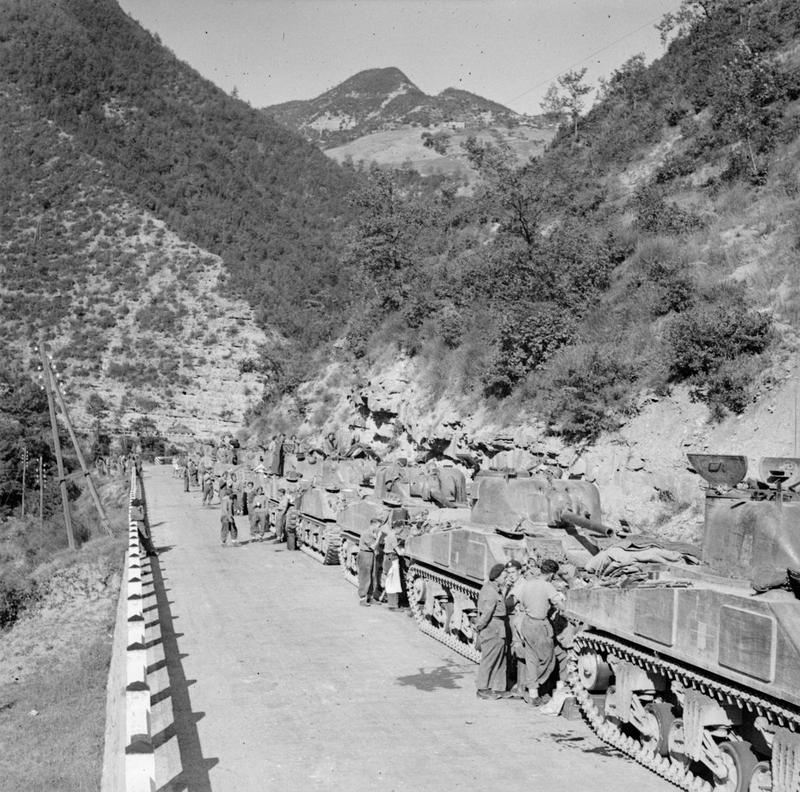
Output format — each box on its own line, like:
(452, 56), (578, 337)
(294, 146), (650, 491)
(559, 512), (615, 537)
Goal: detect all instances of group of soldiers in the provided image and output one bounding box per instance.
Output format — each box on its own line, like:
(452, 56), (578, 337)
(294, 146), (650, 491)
(177, 458), (294, 547)
(474, 557), (571, 709)
(355, 511), (406, 608)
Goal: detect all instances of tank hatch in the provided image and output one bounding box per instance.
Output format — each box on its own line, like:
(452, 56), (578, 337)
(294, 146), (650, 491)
(687, 454), (747, 487)
(759, 457), (800, 489)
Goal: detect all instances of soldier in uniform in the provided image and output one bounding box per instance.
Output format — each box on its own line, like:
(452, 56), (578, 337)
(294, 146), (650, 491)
(474, 563), (510, 700)
(516, 559), (565, 705)
(274, 486), (291, 542)
(357, 516), (382, 606)
(220, 484), (238, 546)
(249, 485), (268, 540)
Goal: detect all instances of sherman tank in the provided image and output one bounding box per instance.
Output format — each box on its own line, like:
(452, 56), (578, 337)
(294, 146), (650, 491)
(404, 472), (613, 662)
(566, 454), (800, 792)
(293, 458), (376, 564)
(337, 461), (470, 585)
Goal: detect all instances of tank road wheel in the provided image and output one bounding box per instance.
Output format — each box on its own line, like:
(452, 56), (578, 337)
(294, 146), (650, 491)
(641, 702), (676, 757)
(747, 762), (771, 792)
(406, 568), (427, 627)
(714, 741), (758, 792)
(576, 652), (613, 692)
(667, 719), (691, 773)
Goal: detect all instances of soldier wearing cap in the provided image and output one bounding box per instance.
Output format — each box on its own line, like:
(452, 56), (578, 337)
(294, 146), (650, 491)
(474, 562), (510, 699)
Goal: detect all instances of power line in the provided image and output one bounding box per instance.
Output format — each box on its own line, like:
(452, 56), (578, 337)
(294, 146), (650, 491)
(506, 11), (670, 107)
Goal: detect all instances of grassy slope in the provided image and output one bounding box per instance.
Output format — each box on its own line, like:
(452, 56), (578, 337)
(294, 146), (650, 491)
(325, 125), (554, 181)
(0, 477), (128, 792)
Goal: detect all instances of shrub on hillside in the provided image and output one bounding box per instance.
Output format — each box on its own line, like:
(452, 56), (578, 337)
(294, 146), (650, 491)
(483, 302), (576, 397)
(666, 290), (772, 416)
(635, 240), (696, 315)
(654, 152), (696, 184)
(0, 569), (38, 629)
(537, 344), (637, 443)
(633, 185), (705, 234)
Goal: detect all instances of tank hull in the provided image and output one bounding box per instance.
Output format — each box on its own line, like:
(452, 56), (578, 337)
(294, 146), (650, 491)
(565, 454), (800, 792)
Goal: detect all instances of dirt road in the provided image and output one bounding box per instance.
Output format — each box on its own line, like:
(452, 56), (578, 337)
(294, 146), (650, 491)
(143, 465), (670, 792)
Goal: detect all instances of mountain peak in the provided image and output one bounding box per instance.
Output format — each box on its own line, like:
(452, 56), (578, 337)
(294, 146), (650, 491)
(335, 67), (417, 94)
(264, 67), (523, 148)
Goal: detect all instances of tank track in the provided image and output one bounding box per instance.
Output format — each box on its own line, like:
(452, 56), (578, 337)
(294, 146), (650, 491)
(296, 519), (341, 565)
(406, 564), (481, 664)
(567, 631), (800, 792)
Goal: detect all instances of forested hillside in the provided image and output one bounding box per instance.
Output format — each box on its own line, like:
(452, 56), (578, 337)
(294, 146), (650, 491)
(3, 0), (800, 462)
(286, 0), (800, 447)
(0, 0), (359, 351)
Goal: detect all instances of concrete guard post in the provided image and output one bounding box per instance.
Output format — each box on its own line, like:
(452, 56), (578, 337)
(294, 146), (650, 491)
(125, 469), (155, 792)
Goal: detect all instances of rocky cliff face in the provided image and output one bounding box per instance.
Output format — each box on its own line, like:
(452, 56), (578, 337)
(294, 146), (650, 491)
(259, 342), (800, 543)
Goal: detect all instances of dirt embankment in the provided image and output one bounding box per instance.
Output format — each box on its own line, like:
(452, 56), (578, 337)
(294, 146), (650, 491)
(0, 475), (128, 790)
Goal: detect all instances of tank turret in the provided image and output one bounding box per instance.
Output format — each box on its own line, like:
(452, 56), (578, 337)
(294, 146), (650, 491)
(292, 458), (376, 564)
(565, 453), (800, 792)
(337, 461), (471, 584)
(403, 473), (612, 662)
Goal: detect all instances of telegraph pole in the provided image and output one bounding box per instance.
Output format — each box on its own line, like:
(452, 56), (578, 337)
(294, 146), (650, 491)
(38, 456), (44, 526)
(50, 373), (113, 536)
(20, 446), (27, 518)
(37, 339), (75, 550)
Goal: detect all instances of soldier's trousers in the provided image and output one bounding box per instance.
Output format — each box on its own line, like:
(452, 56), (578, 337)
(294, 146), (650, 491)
(357, 549), (375, 600)
(520, 616), (555, 689)
(476, 619), (507, 692)
(220, 515), (238, 544)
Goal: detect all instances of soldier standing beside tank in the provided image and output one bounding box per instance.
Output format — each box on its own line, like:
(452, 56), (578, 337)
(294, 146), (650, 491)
(201, 470), (214, 506)
(357, 516), (382, 606)
(274, 486), (291, 542)
(382, 519), (404, 609)
(516, 559), (564, 705)
(249, 485), (268, 540)
(503, 559), (525, 697)
(474, 563), (510, 700)
(220, 483), (238, 546)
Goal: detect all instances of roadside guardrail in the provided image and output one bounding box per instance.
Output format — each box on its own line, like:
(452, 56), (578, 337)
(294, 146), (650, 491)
(124, 468), (156, 792)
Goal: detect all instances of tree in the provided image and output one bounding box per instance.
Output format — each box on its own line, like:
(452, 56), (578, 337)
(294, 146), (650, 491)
(656, 0), (721, 46)
(421, 130), (451, 155)
(600, 54), (648, 110)
(342, 167), (433, 310)
(711, 41), (783, 178)
(461, 136), (542, 246)
(540, 68), (592, 140)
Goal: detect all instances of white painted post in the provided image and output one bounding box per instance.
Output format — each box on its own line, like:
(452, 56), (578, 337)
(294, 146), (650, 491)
(123, 467), (155, 792)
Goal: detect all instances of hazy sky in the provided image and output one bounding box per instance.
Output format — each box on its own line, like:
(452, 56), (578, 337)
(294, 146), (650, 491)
(117, 0), (681, 114)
